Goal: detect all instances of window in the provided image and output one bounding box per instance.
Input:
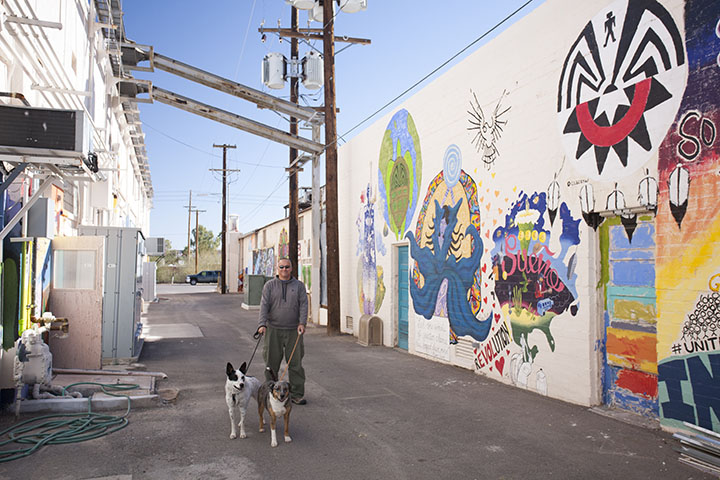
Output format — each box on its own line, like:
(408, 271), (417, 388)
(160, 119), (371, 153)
(53, 250), (96, 289)
(299, 215), (305, 240)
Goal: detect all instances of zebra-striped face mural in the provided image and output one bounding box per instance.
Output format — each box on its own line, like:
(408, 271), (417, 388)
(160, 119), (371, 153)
(557, 0), (687, 181)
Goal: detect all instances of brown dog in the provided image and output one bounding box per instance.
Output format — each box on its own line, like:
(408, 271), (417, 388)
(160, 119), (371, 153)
(257, 367), (293, 447)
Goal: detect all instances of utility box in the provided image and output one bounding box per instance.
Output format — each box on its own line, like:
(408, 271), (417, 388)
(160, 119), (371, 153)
(79, 226), (145, 364)
(245, 274), (272, 306)
(358, 314), (383, 347)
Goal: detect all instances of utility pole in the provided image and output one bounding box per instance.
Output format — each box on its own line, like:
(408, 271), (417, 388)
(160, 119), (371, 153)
(193, 208), (206, 273)
(261, 7), (369, 331)
(288, 5), (299, 279)
(186, 190), (192, 262)
(212, 144), (237, 294)
(323, 0), (340, 335)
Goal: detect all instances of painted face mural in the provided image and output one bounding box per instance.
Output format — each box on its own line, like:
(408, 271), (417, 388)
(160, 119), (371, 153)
(558, 0), (687, 181)
(406, 145), (492, 344)
(356, 184), (386, 315)
(491, 193), (581, 365)
(378, 109), (422, 240)
(656, 0), (720, 432)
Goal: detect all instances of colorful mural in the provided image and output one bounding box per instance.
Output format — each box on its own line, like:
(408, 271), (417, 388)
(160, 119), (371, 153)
(491, 192), (581, 386)
(356, 184), (386, 315)
(656, 0), (720, 432)
(278, 228), (289, 260)
(378, 109), (422, 240)
(557, 0), (687, 182)
(253, 247), (275, 277)
(406, 145), (492, 343)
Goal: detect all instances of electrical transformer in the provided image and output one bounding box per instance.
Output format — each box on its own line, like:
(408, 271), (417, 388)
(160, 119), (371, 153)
(262, 52), (287, 90)
(302, 51), (324, 90)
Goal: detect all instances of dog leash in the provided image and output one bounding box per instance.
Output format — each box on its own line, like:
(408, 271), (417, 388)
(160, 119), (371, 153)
(246, 329), (264, 372)
(279, 332), (302, 382)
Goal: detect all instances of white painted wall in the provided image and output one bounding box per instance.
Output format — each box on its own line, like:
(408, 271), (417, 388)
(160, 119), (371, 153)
(337, 0), (687, 407)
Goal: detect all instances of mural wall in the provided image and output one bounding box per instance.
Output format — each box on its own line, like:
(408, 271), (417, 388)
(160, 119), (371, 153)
(656, 0), (720, 431)
(337, 0), (720, 428)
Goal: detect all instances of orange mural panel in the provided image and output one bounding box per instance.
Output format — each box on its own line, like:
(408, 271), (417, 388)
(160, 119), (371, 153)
(606, 328), (657, 374)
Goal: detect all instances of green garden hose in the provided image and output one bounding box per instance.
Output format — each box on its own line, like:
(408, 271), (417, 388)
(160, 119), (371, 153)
(0, 381), (140, 462)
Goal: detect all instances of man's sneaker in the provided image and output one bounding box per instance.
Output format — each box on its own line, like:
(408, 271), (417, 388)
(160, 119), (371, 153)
(292, 397), (307, 405)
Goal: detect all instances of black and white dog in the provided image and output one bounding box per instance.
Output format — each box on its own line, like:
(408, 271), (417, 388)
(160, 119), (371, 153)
(225, 362), (262, 439)
(257, 367), (293, 447)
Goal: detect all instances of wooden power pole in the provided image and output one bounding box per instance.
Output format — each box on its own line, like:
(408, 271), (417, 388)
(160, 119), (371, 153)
(213, 143), (237, 294)
(288, 5), (299, 279)
(186, 190), (192, 262)
(193, 208), (206, 273)
(323, 0), (340, 335)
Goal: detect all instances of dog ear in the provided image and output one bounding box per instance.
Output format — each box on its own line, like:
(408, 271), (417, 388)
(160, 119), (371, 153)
(240, 362), (247, 374)
(265, 366), (278, 382)
(226, 363), (238, 380)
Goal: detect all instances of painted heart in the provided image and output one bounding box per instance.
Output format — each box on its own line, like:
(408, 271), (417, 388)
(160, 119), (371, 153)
(484, 282), (488, 288)
(482, 264), (487, 273)
(483, 297), (488, 304)
(485, 230), (491, 239)
(491, 173), (496, 179)
(489, 366), (493, 371)
(493, 219), (497, 226)
(494, 313), (501, 322)
(495, 357), (505, 375)
(485, 203), (491, 211)
(494, 190), (500, 197)
(498, 208), (503, 214)
(506, 349), (510, 354)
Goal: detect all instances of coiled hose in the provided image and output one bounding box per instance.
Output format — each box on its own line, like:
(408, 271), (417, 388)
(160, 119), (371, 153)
(0, 381), (139, 462)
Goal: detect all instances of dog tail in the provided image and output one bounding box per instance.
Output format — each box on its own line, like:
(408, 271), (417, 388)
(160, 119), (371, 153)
(265, 366), (278, 382)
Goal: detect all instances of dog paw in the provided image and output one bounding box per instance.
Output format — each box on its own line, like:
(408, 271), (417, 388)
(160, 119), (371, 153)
(259, 427), (265, 433)
(271, 441), (278, 448)
(284, 435), (292, 443)
(230, 433), (237, 439)
(240, 432), (247, 439)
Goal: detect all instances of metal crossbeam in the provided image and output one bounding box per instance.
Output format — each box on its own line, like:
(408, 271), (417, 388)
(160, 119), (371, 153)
(152, 87), (324, 155)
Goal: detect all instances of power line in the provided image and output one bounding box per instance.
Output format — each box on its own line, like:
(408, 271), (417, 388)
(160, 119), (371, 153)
(142, 122), (285, 169)
(336, 0), (535, 143)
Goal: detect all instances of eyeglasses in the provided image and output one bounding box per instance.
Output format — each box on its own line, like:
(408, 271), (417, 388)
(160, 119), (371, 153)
(278, 265), (291, 269)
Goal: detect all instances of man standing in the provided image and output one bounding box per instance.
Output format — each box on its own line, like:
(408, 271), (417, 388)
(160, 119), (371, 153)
(257, 257), (308, 405)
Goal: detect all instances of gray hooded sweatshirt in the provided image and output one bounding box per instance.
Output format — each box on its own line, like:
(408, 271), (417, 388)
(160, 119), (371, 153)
(258, 277), (308, 329)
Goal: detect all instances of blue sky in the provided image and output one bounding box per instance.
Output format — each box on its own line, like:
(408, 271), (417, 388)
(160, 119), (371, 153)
(122, 0), (540, 251)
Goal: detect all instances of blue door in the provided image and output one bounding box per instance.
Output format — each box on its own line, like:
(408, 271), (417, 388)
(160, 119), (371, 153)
(398, 245), (409, 350)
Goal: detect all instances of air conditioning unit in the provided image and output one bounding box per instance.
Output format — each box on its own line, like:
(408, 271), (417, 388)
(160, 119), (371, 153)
(302, 51), (323, 90)
(0, 104), (85, 157)
(146, 237), (166, 256)
(262, 53), (287, 90)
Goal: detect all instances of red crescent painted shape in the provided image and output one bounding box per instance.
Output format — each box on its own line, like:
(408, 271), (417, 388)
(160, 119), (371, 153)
(575, 78), (652, 147)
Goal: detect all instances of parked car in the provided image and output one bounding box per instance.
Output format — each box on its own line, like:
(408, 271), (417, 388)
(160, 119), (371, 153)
(186, 270), (220, 285)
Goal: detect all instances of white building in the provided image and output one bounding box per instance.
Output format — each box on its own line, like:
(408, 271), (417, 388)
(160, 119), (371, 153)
(0, 1), (152, 374)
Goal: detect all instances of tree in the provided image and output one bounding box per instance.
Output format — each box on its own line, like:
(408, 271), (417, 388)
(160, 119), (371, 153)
(191, 224), (220, 252)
